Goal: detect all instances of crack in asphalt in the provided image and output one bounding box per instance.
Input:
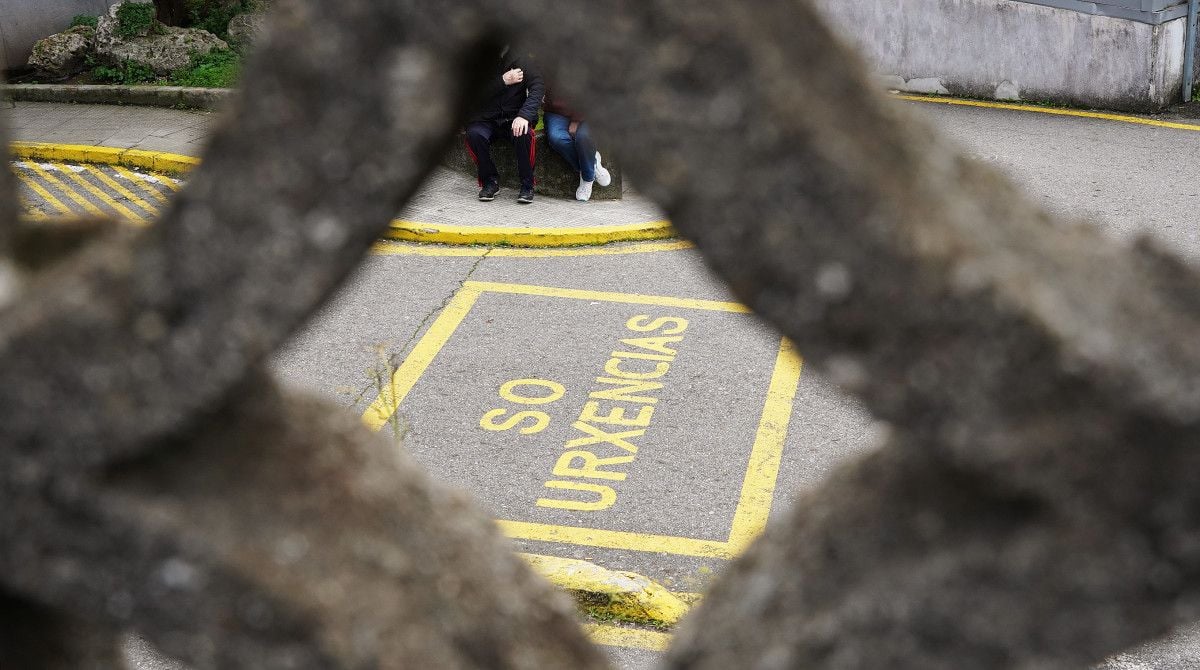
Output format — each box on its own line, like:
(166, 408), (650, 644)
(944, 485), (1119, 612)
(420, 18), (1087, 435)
(347, 246), (493, 411)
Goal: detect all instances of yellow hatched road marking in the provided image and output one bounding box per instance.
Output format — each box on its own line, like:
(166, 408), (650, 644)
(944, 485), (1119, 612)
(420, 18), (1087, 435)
(113, 165), (170, 204)
(83, 164), (160, 218)
(583, 623), (672, 651)
(15, 169), (72, 215)
(156, 174), (182, 191)
(22, 161), (104, 217)
(18, 194), (49, 220)
(725, 338), (803, 553)
(53, 162), (144, 223)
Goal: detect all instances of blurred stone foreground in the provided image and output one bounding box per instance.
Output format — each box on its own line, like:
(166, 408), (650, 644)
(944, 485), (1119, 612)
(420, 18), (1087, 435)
(4, 0), (1200, 669)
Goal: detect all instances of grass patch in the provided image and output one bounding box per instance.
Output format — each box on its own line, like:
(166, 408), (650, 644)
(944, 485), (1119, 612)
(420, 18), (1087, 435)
(92, 59), (156, 85)
(115, 2), (157, 39)
(170, 49), (241, 88)
(70, 14), (99, 29)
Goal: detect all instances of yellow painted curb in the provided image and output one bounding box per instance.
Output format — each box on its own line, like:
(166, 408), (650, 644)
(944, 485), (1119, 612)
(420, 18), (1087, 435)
(896, 94), (1200, 132)
(11, 141), (199, 175)
(520, 553), (690, 628)
(387, 219), (676, 248)
(10, 142), (678, 248)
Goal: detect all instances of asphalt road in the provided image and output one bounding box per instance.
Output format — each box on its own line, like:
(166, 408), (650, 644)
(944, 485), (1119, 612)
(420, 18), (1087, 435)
(45, 95), (1189, 668)
(264, 98), (1200, 669)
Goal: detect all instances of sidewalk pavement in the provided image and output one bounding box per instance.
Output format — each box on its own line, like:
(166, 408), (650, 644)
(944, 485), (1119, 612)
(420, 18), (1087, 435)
(4, 100), (665, 231)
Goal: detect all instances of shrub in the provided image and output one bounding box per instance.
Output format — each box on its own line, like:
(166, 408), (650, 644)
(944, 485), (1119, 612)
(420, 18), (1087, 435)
(115, 2), (157, 39)
(170, 49), (240, 87)
(92, 59), (157, 85)
(185, 0), (244, 40)
(70, 14), (99, 29)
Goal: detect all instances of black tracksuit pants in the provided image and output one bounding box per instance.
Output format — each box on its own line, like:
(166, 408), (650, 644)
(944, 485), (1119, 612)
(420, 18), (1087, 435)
(465, 119), (536, 190)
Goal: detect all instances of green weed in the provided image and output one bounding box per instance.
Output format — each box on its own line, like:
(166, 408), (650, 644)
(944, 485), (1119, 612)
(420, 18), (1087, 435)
(70, 14), (99, 29)
(169, 49), (241, 88)
(92, 59), (157, 85)
(115, 2), (156, 39)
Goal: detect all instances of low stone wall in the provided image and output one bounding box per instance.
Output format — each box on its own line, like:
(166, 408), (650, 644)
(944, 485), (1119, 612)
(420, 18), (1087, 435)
(443, 130), (623, 200)
(812, 0), (1189, 111)
(3, 83), (230, 110)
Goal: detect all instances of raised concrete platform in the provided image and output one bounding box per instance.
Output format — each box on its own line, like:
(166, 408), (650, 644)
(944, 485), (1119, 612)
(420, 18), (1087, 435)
(444, 129), (624, 201)
(813, 0), (1197, 111)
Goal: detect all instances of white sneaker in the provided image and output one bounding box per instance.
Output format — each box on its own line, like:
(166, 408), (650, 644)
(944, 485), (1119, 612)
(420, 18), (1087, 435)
(594, 151), (612, 187)
(576, 177), (594, 201)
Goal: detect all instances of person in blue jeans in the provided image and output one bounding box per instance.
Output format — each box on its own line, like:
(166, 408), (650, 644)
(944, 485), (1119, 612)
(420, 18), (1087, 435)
(543, 90), (611, 201)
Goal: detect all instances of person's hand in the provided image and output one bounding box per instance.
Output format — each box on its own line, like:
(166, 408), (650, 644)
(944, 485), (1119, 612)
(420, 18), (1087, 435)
(502, 68), (523, 85)
(568, 120), (580, 136)
(512, 117), (530, 137)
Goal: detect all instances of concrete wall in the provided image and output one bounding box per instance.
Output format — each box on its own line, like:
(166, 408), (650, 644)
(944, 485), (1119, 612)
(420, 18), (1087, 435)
(811, 0), (1188, 111)
(0, 0), (120, 72)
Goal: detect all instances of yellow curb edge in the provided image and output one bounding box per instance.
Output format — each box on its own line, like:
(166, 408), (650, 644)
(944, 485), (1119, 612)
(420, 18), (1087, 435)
(10, 142), (679, 248)
(895, 93), (1200, 132)
(11, 141), (200, 175)
(520, 553), (690, 628)
(386, 219), (676, 248)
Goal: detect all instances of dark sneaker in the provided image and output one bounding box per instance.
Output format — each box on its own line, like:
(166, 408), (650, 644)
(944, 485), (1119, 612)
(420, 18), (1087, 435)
(517, 187), (534, 204)
(478, 182), (499, 201)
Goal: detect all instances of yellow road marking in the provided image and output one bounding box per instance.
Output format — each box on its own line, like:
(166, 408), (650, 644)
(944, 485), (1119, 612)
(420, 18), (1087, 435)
(726, 339), (803, 552)
(17, 195), (44, 218)
(83, 164), (160, 218)
(54, 162), (145, 223)
(898, 93), (1200, 132)
(584, 623), (672, 651)
(501, 521), (736, 559)
(371, 240), (695, 257)
(362, 285), (483, 431)
(113, 165), (170, 204)
(462, 281), (751, 313)
(22, 161), (104, 217)
(156, 174), (182, 192)
(14, 168), (73, 215)
(362, 281), (803, 558)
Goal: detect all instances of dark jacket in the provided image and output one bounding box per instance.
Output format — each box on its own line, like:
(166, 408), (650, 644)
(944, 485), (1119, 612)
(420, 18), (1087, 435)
(469, 48), (544, 124)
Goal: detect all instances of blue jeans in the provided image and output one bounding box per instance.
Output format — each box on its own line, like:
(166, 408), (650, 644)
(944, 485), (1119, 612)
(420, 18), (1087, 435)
(545, 113), (597, 182)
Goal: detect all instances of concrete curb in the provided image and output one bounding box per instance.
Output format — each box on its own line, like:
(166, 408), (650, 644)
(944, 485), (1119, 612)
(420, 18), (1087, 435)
(386, 219), (675, 247)
(9, 141), (678, 248)
(2, 84), (232, 111)
(11, 141), (199, 174)
(520, 553), (691, 628)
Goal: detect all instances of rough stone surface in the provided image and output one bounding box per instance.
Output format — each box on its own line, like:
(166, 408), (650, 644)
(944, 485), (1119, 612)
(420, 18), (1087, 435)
(96, 2), (228, 75)
(3, 0), (1200, 668)
(225, 12), (267, 53)
(27, 26), (96, 79)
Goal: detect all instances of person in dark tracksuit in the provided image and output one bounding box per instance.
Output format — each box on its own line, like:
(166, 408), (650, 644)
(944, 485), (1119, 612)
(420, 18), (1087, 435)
(465, 46), (545, 204)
